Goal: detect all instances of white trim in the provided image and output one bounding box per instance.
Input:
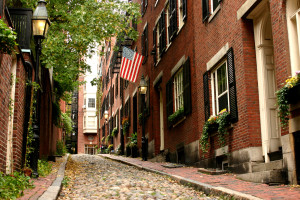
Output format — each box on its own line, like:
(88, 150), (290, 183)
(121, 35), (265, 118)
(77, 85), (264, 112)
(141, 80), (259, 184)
(171, 55), (186, 76)
(208, 4), (221, 23)
(133, 87), (138, 97)
(155, 0), (159, 7)
(207, 43), (229, 71)
(237, 0), (260, 20)
(143, 22), (148, 30)
(125, 95), (130, 103)
(153, 71), (163, 87)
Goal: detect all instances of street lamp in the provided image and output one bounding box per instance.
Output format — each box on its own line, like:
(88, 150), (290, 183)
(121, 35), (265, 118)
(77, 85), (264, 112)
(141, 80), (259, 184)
(104, 110), (109, 122)
(139, 75), (148, 161)
(30, 0), (50, 178)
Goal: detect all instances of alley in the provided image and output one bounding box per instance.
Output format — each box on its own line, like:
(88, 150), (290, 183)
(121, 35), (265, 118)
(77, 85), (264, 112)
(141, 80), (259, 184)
(58, 154), (218, 199)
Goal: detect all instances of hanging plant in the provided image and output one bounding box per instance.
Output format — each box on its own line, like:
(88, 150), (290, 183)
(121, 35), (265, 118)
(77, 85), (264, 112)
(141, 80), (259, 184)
(111, 127), (118, 137)
(276, 71), (300, 127)
(0, 18), (18, 54)
(199, 109), (230, 153)
(167, 107), (184, 126)
(122, 117), (129, 135)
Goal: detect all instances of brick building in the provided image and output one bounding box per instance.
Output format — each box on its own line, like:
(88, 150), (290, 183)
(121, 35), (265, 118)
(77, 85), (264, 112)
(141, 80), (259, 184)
(98, 0), (300, 185)
(0, 1), (60, 174)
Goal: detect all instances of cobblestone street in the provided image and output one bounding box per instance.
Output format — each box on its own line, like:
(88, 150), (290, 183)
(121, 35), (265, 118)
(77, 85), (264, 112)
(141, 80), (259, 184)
(58, 155), (218, 199)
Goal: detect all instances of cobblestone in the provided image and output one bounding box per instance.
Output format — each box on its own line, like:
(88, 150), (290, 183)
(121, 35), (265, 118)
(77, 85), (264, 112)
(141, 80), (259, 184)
(58, 154), (219, 200)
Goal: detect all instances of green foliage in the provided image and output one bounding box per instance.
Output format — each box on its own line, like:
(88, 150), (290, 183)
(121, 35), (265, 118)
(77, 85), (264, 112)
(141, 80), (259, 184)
(105, 134), (112, 144)
(56, 140), (67, 156)
(62, 176), (70, 187)
(0, 19), (18, 54)
(128, 132), (137, 148)
(122, 117), (129, 135)
(16, 0), (140, 101)
(38, 160), (52, 177)
(0, 172), (34, 199)
(200, 109), (230, 153)
(167, 107), (184, 125)
(61, 112), (73, 134)
(276, 72), (300, 127)
(111, 127), (118, 137)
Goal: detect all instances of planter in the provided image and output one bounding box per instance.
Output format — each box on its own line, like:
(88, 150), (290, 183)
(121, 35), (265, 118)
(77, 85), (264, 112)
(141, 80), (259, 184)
(131, 146), (138, 158)
(287, 83), (300, 104)
(126, 146), (131, 157)
(23, 168), (32, 177)
(207, 123), (218, 134)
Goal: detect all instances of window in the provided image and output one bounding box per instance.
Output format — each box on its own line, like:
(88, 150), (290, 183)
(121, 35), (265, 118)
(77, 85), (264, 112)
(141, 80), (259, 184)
(202, 0), (221, 22)
(88, 98), (95, 108)
(174, 68), (184, 111)
(141, 0), (148, 15)
(166, 57), (191, 127)
(203, 47), (238, 122)
(211, 0), (220, 13)
(153, 0), (187, 63)
(211, 61), (229, 115)
(87, 116), (96, 127)
(142, 24), (148, 64)
(115, 75), (118, 98)
(85, 144), (97, 155)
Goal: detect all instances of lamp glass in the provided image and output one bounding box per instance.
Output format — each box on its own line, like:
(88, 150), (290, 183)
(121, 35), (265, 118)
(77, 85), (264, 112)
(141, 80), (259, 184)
(139, 76), (147, 95)
(104, 111), (109, 120)
(32, 0), (50, 38)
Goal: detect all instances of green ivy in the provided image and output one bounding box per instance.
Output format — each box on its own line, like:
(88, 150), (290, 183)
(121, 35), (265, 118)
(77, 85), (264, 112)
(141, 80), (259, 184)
(38, 160), (52, 177)
(128, 132), (137, 148)
(199, 110), (230, 153)
(0, 19), (18, 54)
(111, 127), (118, 137)
(56, 140), (67, 156)
(167, 107), (184, 125)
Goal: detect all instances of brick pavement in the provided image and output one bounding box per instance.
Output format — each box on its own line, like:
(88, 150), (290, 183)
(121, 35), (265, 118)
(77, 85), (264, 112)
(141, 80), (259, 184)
(18, 157), (64, 200)
(101, 154), (300, 200)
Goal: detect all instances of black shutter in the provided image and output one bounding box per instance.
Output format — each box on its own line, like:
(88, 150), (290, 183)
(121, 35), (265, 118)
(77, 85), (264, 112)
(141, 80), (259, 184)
(120, 78), (123, 99)
(141, 0), (144, 15)
(182, 0), (187, 21)
(203, 71), (210, 121)
(183, 57), (192, 115)
(169, 0), (177, 42)
(159, 11), (166, 56)
(166, 78), (173, 127)
(145, 25), (148, 59)
(146, 78), (150, 116)
(153, 27), (157, 65)
(142, 30), (145, 57)
(202, 0), (209, 22)
(227, 48), (238, 123)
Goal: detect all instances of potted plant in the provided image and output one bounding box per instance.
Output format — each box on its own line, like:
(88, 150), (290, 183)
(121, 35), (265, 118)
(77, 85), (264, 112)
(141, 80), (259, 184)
(276, 71), (300, 127)
(129, 132), (138, 158)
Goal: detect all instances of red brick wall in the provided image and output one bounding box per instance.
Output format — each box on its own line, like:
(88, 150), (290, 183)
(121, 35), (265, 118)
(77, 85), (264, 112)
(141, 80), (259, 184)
(0, 54), (12, 172)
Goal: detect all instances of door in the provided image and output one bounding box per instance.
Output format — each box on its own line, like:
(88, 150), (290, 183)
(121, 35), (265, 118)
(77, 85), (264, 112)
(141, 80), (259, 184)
(159, 90), (165, 151)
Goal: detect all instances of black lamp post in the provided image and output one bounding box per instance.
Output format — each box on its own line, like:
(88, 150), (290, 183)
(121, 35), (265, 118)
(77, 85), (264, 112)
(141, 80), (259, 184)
(139, 75), (148, 161)
(30, 0), (50, 177)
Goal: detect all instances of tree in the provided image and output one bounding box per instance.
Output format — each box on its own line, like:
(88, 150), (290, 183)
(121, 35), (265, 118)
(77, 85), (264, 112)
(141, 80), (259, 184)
(9, 0), (140, 100)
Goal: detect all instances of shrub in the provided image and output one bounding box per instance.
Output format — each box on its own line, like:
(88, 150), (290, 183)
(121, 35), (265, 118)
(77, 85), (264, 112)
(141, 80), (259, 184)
(0, 172), (34, 199)
(38, 159), (52, 177)
(56, 140), (67, 156)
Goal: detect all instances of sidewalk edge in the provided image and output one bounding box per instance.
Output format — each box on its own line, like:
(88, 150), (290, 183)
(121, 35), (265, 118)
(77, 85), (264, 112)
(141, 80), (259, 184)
(100, 155), (262, 200)
(38, 154), (69, 200)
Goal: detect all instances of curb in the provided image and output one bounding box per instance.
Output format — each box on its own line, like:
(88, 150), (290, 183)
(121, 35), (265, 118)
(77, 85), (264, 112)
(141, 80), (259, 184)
(100, 155), (262, 200)
(38, 154), (69, 200)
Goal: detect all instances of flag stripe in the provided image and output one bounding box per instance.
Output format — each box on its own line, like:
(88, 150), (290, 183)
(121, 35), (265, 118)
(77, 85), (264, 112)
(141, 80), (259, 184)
(120, 47), (144, 83)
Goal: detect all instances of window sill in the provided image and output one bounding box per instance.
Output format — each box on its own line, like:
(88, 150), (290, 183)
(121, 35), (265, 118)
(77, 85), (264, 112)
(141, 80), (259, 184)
(173, 116), (186, 128)
(208, 5), (221, 23)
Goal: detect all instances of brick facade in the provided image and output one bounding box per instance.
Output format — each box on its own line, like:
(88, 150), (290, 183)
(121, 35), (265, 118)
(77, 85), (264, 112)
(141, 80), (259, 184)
(98, 0), (299, 184)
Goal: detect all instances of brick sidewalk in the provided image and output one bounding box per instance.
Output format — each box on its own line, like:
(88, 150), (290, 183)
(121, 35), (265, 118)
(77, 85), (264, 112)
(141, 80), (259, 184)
(18, 157), (64, 200)
(101, 154), (300, 200)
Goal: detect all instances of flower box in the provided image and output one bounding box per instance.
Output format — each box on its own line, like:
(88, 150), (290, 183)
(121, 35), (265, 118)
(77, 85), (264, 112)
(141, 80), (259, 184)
(287, 83), (300, 104)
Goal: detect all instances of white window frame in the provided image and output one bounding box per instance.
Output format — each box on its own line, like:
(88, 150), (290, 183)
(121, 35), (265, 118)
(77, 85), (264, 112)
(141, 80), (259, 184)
(211, 60), (230, 115)
(166, 3), (170, 47)
(88, 98), (96, 108)
(211, 0), (220, 14)
(173, 68), (184, 111)
(178, 0), (185, 30)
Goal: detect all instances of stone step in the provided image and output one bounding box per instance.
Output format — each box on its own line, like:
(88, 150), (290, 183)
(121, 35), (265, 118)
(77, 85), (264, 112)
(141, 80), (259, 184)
(237, 169), (287, 185)
(252, 159), (283, 172)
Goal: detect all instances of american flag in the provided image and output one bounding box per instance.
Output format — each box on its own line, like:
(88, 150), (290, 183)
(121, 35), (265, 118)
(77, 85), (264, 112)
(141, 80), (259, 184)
(120, 46), (144, 83)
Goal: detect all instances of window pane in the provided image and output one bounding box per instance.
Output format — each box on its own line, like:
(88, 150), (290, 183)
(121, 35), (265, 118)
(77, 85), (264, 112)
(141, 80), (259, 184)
(218, 93), (228, 113)
(88, 98), (95, 108)
(212, 0), (219, 12)
(217, 63), (227, 95)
